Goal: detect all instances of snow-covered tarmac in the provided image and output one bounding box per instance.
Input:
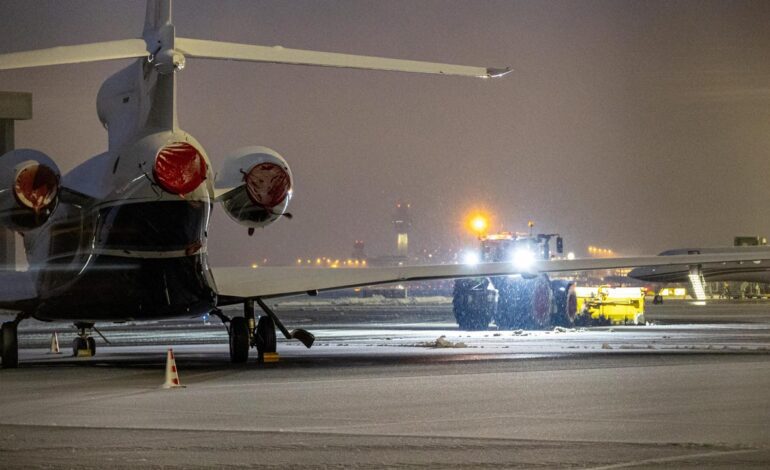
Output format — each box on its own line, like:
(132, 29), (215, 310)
(2, 299), (770, 467)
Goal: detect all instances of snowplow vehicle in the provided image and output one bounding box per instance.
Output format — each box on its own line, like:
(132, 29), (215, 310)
(453, 232), (577, 330)
(575, 286), (646, 325)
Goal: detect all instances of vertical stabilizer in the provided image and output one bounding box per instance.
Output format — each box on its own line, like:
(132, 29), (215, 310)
(141, 0), (178, 137)
(96, 0), (178, 150)
(144, 0), (172, 37)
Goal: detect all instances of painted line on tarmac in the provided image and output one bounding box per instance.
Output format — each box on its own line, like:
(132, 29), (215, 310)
(586, 448), (762, 469)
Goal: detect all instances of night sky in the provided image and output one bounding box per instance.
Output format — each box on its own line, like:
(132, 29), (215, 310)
(2, 0), (770, 266)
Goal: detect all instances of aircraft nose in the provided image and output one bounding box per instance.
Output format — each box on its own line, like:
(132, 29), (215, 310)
(628, 266), (652, 280)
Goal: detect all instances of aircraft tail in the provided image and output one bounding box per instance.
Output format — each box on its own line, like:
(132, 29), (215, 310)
(0, 40), (147, 71)
(144, 0), (172, 37)
(175, 38), (509, 79)
(0, 0), (507, 78)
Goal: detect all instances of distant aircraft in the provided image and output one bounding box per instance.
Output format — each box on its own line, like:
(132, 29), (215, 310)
(629, 245), (770, 298)
(0, 0), (765, 368)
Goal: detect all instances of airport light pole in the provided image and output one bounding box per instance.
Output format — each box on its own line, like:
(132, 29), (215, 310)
(0, 92), (33, 270)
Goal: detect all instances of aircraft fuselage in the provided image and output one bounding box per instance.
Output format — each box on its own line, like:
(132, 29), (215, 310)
(24, 130), (219, 322)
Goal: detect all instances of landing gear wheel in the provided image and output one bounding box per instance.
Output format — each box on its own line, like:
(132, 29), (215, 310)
(229, 316), (250, 363)
(72, 337), (89, 357)
(255, 316), (277, 358)
(452, 278), (495, 331)
(1, 322), (19, 369)
(87, 337), (96, 355)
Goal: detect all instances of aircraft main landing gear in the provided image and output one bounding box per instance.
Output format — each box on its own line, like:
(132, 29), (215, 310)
(219, 298), (315, 364)
(231, 300), (277, 363)
(1, 321), (19, 369)
(72, 323), (96, 357)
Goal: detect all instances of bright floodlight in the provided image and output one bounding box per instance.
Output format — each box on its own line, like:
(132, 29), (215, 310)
(462, 250), (481, 266)
(468, 214), (489, 237)
(512, 249), (536, 271)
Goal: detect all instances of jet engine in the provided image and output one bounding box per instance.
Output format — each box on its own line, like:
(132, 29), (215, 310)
(215, 147), (292, 229)
(0, 149), (60, 231)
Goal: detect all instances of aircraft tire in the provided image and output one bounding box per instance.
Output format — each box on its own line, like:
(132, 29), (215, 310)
(87, 337), (97, 356)
(255, 316), (277, 355)
(1, 322), (18, 369)
(229, 317), (250, 363)
(72, 337), (88, 357)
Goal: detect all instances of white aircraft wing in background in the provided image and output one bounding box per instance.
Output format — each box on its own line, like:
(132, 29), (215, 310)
(211, 251), (770, 301)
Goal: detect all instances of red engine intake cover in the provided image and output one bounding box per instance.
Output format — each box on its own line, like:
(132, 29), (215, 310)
(154, 142), (208, 195)
(244, 162), (291, 208)
(13, 163), (59, 213)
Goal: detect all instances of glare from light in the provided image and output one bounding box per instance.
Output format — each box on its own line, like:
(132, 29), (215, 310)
(512, 249), (536, 271)
(466, 212), (490, 236)
(471, 216), (487, 232)
(567, 252), (575, 260)
(462, 250), (481, 266)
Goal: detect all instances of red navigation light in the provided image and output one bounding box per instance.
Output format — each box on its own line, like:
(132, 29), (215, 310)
(154, 142), (207, 195)
(244, 162), (291, 207)
(14, 162), (59, 213)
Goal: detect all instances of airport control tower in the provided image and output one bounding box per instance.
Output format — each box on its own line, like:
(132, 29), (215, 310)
(352, 240), (366, 261)
(393, 202), (412, 258)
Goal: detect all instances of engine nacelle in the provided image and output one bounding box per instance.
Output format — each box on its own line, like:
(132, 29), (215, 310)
(0, 149), (61, 231)
(215, 146), (293, 229)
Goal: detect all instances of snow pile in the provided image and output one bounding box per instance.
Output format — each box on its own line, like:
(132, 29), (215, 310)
(553, 326), (581, 333)
(422, 335), (467, 348)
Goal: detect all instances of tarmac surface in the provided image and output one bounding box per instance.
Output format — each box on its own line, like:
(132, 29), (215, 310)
(2, 299), (770, 468)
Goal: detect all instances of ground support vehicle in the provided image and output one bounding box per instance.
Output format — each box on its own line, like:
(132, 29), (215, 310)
(452, 232), (577, 330)
(574, 286), (645, 325)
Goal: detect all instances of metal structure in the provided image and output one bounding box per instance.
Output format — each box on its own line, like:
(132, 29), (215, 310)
(393, 202), (412, 258)
(0, 92), (32, 270)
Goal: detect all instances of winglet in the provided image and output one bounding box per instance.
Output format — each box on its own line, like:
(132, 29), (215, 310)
(485, 67), (512, 78)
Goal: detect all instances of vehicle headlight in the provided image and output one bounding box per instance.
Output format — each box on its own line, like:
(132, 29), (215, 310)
(462, 250), (481, 266)
(512, 249), (536, 271)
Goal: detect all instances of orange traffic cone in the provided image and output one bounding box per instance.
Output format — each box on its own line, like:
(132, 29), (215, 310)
(162, 348), (185, 389)
(48, 332), (61, 354)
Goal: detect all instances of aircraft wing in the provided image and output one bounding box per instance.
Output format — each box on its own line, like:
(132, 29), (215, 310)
(211, 251), (770, 302)
(0, 270), (37, 312)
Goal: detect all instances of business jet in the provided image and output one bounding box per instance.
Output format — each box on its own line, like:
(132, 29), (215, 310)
(629, 245), (770, 298)
(0, 0), (765, 368)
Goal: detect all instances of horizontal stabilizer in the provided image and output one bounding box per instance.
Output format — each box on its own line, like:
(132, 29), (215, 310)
(176, 38), (509, 78)
(0, 39), (148, 71)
